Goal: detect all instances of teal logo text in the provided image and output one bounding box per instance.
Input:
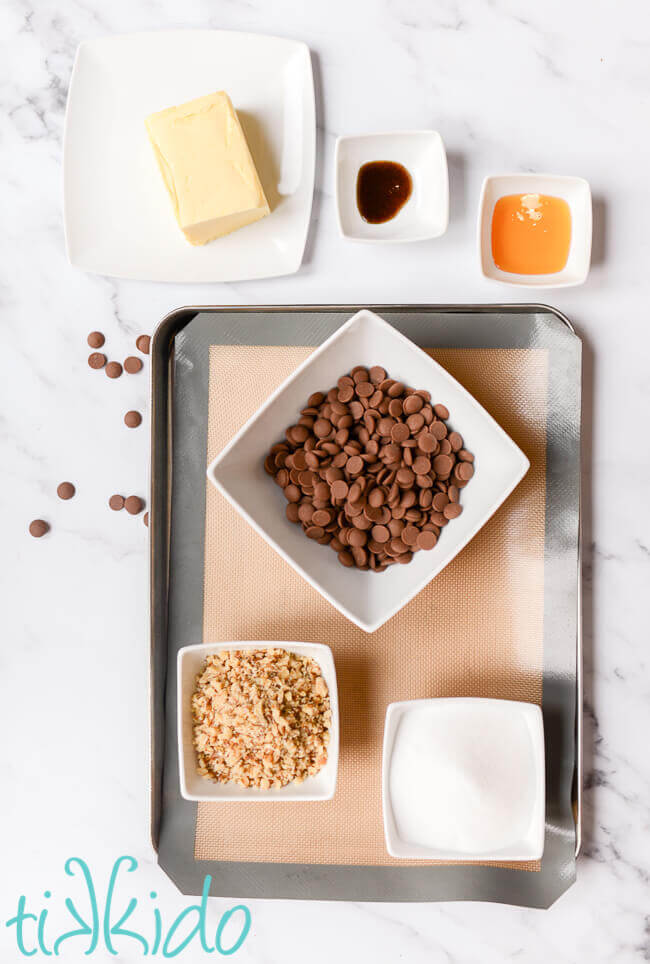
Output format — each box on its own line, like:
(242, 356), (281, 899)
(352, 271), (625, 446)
(6, 856), (251, 957)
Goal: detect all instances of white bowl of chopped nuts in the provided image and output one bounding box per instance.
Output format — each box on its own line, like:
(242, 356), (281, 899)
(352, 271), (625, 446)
(178, 642), (339, 801)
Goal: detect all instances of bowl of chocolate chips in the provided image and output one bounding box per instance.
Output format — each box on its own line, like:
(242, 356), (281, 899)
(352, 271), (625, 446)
(208, 309), (529, 633)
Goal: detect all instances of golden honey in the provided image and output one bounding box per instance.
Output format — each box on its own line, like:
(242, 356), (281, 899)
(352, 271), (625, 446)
(491, 193), (571, 275)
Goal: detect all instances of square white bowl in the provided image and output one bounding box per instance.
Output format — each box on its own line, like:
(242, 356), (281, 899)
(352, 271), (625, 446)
(382, 698), (545, 861)
(178, 641), (339, 802)
(63, 31), (315, 282)
(207, 309), (529, 634)
(478, 173), (592, 287)
(335, 132), (449, 242)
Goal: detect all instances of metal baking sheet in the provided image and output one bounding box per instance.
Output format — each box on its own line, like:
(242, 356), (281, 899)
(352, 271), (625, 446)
(149, 305), (582, 907)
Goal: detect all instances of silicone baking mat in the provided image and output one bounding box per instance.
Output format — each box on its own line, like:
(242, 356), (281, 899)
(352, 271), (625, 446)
(150, 307), (581, 906)
(197, 345), (545, 868)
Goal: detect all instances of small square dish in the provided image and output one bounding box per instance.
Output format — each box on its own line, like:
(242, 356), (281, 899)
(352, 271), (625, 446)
(207, 309), (529, 633)
(63, 31), (315, 282)
(335, 132), (449, 242)
(478, 173), (592, 287)
(382, 698), (545, 861)
(178, 641), (339, 802)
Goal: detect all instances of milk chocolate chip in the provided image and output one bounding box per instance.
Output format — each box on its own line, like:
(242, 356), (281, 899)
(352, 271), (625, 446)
(124, 410), (142, 428)
(124, 356), (143, 374)
(29, 519), (49, 538)
(105, 361), (123, 379)
(264, 367), (474, 572)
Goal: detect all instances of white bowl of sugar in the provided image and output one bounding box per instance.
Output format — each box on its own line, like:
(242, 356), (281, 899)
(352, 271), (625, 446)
(382, 697), (545, 861)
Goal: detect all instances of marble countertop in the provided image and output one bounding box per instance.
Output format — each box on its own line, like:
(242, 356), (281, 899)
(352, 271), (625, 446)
(2, 0), (650, 960)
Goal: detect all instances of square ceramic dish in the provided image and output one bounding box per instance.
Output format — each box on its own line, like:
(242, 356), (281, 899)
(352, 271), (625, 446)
(335, 132), (449, 242)
(382, 698), (545, 860)
(63, 31), (315, 282)
(177, 641), (339, 801)
(478, 173), (592, 287)
(207, 309), (529, 633)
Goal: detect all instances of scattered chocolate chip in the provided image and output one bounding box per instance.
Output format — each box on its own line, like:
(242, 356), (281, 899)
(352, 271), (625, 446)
(29, 519), (49, 538)
(105, 361), (123, 379)
(124, 356), (143, 374)
(57, 482), (75, 500)
(136, 335), (151, 355)
(109, 494), (125, 511)
(88, 352), (106, 370)
(87, 331), (105, 349)
(125, 495), (144, 515)
(124, 410), (142, 428)
(143, 512), (149, 527)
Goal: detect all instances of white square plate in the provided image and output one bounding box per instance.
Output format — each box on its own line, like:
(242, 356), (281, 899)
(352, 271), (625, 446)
(178, 641), (339, 802)
(207, 309), (529, 633)
(478, 173), (592, 288)
(63, 31), (315, 282)
(382, 698), (545, 860)
(335, 131), (449, 242)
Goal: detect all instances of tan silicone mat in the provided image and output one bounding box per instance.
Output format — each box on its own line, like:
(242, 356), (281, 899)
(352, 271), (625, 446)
(196, 345), (548, 868)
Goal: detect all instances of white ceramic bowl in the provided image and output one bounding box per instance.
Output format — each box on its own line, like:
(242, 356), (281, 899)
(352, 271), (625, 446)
(63, 31), (315, 282)
(382, 697), (545, 861)
(207, 309), (529, 633)
(178, 641), (339, 801)
(478, 173), (592, 287)
(335, 131), (449, 242)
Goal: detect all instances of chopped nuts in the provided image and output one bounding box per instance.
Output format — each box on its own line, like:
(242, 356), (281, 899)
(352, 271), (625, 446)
(192, 648), (331, 789)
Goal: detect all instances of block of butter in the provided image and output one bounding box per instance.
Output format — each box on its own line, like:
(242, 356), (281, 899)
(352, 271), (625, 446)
(145, 91), (270, 246)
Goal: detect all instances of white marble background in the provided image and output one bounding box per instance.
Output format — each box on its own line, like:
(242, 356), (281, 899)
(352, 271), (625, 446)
(2, 0), (650, 960)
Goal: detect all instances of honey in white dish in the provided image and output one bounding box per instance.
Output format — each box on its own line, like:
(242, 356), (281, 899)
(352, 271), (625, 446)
(491, 193), (571, 275)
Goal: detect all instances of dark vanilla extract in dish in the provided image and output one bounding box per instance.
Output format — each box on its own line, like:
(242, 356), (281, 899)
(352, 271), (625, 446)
(356, 161), (413, 223)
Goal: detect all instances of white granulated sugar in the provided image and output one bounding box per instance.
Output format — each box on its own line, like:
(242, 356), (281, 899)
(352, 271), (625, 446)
(389, 702), (537, 854)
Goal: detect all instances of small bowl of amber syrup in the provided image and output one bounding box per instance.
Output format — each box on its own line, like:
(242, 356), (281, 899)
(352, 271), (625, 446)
(335, 132), (449, 242)
(478, 173), (592, 287)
